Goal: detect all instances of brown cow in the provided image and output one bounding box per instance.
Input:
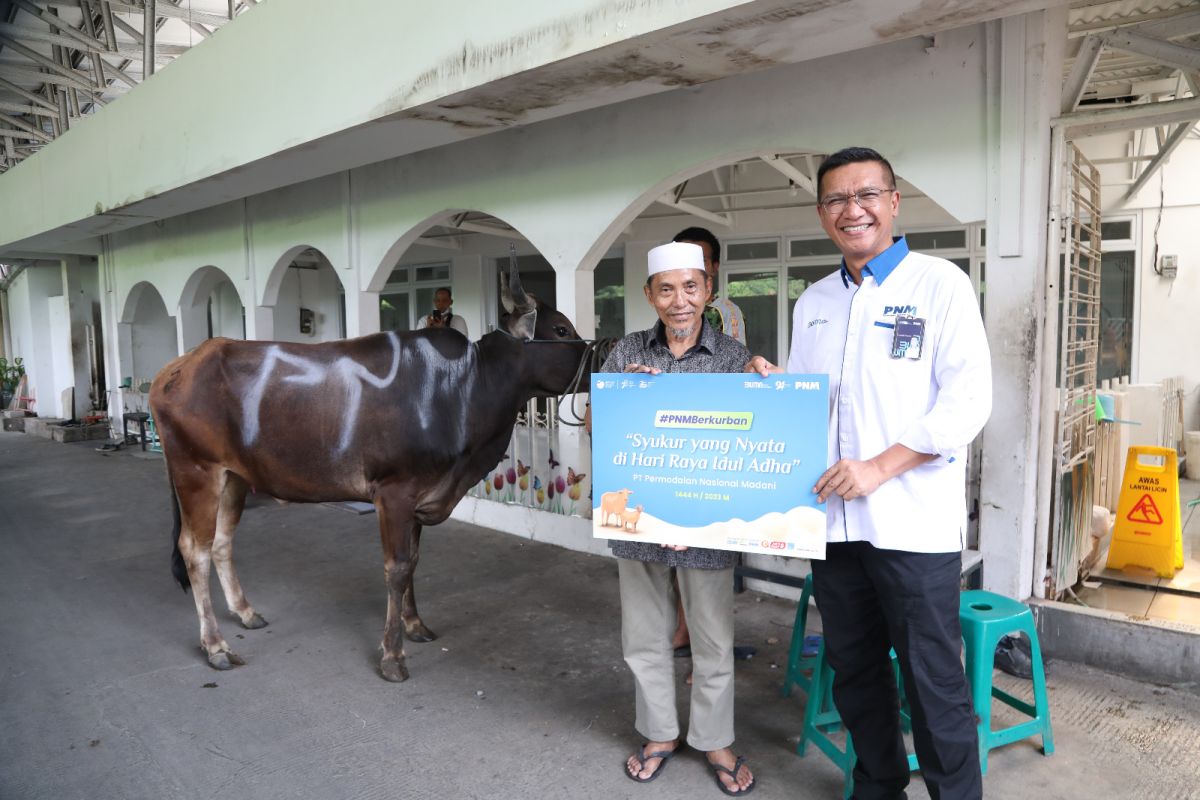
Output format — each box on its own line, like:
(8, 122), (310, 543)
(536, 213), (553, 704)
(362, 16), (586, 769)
(150, 266), (588, 682)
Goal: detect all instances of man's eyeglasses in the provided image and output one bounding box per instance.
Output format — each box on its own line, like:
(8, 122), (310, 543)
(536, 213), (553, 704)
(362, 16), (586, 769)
(818, 188), (895, 214)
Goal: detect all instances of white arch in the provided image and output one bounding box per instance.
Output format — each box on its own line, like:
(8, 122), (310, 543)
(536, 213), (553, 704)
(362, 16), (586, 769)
(176, 265), (246, 351)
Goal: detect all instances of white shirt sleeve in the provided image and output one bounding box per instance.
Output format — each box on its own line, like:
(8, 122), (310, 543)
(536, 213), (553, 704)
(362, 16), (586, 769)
(895, 270), (992, 460)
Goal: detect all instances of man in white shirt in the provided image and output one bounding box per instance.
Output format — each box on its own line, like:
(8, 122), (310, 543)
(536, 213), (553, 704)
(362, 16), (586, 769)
(750, 147), (991, 800)
(415, 287), (469, 337)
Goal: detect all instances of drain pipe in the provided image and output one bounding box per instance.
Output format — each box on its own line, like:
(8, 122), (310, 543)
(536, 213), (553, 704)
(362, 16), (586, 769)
(1032, 125), (1067, 600)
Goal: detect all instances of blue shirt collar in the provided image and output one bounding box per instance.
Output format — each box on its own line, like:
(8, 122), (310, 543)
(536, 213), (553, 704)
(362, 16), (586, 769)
(840, 236), (909, 287)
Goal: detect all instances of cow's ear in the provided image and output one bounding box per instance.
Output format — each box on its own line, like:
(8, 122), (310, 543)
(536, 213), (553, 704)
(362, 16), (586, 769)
(511, 309), (537, 341)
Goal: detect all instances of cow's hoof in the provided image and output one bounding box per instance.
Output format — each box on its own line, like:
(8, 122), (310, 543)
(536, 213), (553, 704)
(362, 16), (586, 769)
(240, 612), (268, 630)
(379, 657), (409, 683)
(404, 623), (437, 643)
(208, 650), (245, 670)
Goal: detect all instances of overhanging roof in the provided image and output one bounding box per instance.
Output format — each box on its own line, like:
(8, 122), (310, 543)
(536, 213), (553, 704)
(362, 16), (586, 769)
(0, 0), (1071, 257)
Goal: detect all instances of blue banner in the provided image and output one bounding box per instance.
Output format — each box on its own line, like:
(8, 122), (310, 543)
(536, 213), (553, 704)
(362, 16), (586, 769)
(591, 373), (828, 559)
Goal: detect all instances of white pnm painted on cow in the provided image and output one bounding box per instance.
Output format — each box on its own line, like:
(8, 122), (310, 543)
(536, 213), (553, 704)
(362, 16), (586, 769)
(241, 331), (402, 452)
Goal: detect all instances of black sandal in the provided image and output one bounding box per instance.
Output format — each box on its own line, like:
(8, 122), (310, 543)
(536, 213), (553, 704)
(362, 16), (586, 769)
(625, 742), (679, 783)
(708, 754), (756, 796)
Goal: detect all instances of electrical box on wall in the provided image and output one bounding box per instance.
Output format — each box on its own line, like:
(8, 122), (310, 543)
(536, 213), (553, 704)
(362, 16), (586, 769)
(1159, 254), (1178, 279)
(299, 307), (315, 335)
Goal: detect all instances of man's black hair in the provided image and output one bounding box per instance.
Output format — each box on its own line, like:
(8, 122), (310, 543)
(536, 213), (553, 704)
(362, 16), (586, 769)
(673, 227), (721, 265)
(816, 147), (896, 197)
(435, 286), (452, 298)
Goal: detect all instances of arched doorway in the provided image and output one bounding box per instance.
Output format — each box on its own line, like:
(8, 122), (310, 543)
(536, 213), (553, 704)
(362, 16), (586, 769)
(262, 247), (346, 343)
(587, 151), (981, 364)
(119, 281), (177, 386)
(371, 211), (591, 518)
(371, 210), (555, 340)
(177, 266), (246, 351)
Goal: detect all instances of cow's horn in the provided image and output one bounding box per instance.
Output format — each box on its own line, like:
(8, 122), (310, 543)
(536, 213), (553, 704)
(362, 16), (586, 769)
(506, 244), (533, 312)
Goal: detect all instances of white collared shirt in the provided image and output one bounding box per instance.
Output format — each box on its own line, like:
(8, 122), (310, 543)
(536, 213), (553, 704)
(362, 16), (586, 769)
(786, 243), (992, 553)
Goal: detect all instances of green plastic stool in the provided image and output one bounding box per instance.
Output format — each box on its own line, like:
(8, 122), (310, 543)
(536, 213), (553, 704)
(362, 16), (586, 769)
(781, 573), (816, 699)
(959, 590), (1054, 774)
(799, 639), (919, 799)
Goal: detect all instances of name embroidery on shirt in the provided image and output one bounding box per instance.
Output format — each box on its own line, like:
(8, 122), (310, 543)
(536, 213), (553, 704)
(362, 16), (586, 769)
(807, 318), (829, 328)
(883, 305), (918, 316)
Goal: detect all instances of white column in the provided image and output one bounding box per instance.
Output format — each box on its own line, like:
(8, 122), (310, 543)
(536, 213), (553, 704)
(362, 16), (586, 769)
(344, 290), (380, 337)
(979, 8), (1067, 599)
(451, 254), (486, 338)
(623, 242), (655, 335)
(176, 303), (209, 353)
(556, 266), (596, 339)
(247, 305), (275, 341)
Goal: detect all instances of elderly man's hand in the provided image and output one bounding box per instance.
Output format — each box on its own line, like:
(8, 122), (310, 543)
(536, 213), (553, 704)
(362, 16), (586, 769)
(745, 356), (782, 377)
(814, 458), (887, 503)
(624, 363), (662, 375)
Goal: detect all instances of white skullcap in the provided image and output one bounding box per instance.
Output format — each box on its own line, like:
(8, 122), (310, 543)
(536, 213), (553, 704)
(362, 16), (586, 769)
(647, 241), (705, 277)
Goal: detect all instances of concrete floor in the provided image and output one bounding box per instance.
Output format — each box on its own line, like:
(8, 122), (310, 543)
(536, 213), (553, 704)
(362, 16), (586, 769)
(2, 432), (1199, 800)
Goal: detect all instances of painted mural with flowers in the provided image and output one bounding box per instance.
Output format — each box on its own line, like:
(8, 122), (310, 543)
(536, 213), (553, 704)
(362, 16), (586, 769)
(470, 400), (591, 518)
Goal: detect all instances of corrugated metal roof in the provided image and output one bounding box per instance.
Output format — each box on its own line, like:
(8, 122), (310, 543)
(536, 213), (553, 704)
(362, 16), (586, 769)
(1067, 0), (1200, 101)
(0, 0), (254, 172)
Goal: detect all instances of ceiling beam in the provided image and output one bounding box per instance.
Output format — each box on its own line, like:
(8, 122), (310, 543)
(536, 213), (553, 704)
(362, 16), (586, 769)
(94, 53), (138, 89)
(142, 0), (154, 77)
(654, 194), (732, 228)
(0, 63), (103, 91)
(759, 155), (816, 197)
(11, 0), (105, 54)
(39, 0), (231, 29)
(1062, 34), (1103, 112)
(0, 75), (58, 111)
(1054, 95), (1200, 136)
(414, 236), (462, 251)
(1121, 119), (1197, 205)
(1101, 28), (1200, 74)
(163, 0), (212, 39)
(1127, 9), (1200, 41)
(0, 111), (51, 142)
(453, 220), (526, 241)
(0, 31), (102, 93)
(0, 100), (42, 114)
(110, 11), (142, 43)
(0, 21), (183, 61)
(1070, 7), (1200, 36)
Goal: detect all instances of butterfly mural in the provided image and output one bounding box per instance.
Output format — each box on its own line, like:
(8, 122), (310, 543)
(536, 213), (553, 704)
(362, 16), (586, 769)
(565, 466), (587, 504)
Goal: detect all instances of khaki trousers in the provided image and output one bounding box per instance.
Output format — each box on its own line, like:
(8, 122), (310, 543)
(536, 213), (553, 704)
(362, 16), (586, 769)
(618, 558), (735, 751)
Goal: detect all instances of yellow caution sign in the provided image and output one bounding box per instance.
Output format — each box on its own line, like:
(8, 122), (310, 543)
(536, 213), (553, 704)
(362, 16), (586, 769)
(1106, 446), (1184, 578)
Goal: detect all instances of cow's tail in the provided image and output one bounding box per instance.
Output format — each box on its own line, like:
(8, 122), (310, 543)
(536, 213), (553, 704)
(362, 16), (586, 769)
(166, 463), (191, 593)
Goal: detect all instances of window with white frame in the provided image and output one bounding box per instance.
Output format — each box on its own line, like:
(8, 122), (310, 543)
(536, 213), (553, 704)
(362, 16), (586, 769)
(721, 224), (986, 363)
(1097, 215), (1136, 382)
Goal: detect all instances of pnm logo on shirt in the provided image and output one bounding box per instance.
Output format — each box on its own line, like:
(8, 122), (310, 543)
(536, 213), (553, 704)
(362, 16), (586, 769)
(807, 318), (829, 328)
(883, 305), (917, 316)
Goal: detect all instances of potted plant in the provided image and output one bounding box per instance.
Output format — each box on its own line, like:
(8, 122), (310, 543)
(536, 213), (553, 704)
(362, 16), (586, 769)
(0, 356), (25, 409)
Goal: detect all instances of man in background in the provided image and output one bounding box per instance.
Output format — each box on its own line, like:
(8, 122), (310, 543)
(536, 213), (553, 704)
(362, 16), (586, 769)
(416, 287), (469, 337)
(674, 227), (746, 345)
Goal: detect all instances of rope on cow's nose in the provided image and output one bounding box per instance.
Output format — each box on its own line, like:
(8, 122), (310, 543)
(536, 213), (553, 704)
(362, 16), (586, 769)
(557, 337), (617, 427)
